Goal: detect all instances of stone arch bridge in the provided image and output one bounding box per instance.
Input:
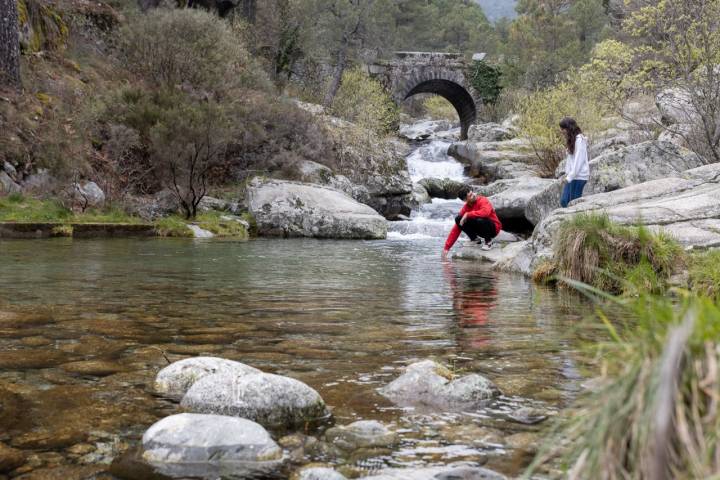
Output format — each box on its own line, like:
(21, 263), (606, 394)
(367, 52), (480, 140)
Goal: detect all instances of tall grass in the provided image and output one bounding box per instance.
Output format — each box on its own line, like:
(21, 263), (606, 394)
(688, 250), (720, 302)
(535, 213), (684, 294)
(527, 290), (720, 479)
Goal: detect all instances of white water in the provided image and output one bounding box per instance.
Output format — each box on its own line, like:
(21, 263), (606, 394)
(390, 124), (468, 241)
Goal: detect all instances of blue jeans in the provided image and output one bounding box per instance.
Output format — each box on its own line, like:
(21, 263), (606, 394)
(561, 180), (587, 208)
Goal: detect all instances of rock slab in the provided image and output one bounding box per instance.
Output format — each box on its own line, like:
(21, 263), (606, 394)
(246, 179), (387, 239)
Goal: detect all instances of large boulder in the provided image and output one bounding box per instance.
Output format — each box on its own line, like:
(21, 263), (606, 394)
(378, 360), (500, 410)
(142, 413), (283, 478)
(154, 357), (260, 400)
(245, 179), (387, 239)
(448, 139), (536, 181)
(62, 181), (105, 210)
(181, 372), (332, 432)
(418, 177), (466, 200)
(487, 176), (556, 223)
(524, 179), (564, 226)
(359, 465), (506, 480)
(468, 123), (517, 143)
(584, 141), (706, 196)
(0, 171), (20, 195)
(294, 160), (371, 205)
(656, 88), (697, 125)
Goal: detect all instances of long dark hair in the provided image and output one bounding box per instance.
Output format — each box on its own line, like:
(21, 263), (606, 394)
(559, 117), (583, 154)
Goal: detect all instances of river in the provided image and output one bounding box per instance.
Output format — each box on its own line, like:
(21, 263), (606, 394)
(0, 123), (594, 479)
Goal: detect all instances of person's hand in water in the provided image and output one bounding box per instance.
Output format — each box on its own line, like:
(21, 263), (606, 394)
(442, 248), (449, 259)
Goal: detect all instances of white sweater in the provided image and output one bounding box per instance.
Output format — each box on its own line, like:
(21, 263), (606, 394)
(566, 134), (590, 182)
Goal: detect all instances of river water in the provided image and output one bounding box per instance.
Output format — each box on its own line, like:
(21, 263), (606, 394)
(0, 123), (594, 479)
(0, 235), (589, 478)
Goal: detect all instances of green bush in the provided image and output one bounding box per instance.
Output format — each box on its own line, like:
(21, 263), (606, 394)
(469, 60), (503, 106)
(331, 67), (399, 136)
(517, 72), (612, 177)
(529, 292), (720, 479)
(119, 9), (271, 95)
(535, 213), (684, 294)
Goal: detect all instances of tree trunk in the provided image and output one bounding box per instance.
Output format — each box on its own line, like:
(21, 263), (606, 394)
(0, 0), (22, 90)
(323, 44), (347, 108)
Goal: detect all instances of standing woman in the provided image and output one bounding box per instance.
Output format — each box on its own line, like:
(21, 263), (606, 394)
(559, 117), (589, 208)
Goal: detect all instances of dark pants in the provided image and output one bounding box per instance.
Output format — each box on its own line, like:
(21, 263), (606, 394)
(561, 180), (587, 208)
(455, 216), (496, 243)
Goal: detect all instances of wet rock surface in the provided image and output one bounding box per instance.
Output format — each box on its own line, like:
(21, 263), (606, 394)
(141, 413), (283, 478)
(181, 372), (331, 432)
(378, 360), (500, 410)
(324, 421), (397, 451)
(154, 356), (260, 400)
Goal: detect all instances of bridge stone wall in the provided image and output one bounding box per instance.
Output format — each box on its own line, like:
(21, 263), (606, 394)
(367, 52), (479, 140)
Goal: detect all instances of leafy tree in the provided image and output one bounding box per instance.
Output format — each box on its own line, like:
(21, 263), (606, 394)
(0, 0), (22, 89)
(501, 0), (609, 89)
(579, 0), (720, 163)
(331, 67), (398, 135)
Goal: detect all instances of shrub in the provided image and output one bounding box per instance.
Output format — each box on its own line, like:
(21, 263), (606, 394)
(469, 60), (503, 106)
(330, 67), (399, 137)
(517, 72), (612, 177)
(529, 292), (720, 479)
(118, 9), (271, 95)
(153, 216), (192, 237)
(536, 213), (684, 294)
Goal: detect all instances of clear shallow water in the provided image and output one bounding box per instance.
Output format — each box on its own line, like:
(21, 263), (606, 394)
(0, 237), (590, 478)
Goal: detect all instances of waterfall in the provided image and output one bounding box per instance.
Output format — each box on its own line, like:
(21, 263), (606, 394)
(389, 123), (466, 240)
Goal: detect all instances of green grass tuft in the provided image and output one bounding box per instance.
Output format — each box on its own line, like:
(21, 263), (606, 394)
(196, 211), (249, 238)
(537, 212), (685, 294)
(153, 216), (193, 237)
(688, 249), (720, 302)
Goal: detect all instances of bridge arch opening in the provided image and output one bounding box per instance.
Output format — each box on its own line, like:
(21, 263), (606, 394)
(403, 79), (476, 140)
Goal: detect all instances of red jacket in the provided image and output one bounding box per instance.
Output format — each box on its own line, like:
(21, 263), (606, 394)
(444, 196), (502, 250)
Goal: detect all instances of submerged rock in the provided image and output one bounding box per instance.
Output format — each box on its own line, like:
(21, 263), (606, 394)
(154, 356), (260, 400)
(378, 360), (500, 410)
(181, 372), (331, 432)
(0, 442), (26, 473)
(246, 179), (387, 239)
(142, 413), (283, 478)
(359, 465), (506, 480)
(324, 420), (397, 451)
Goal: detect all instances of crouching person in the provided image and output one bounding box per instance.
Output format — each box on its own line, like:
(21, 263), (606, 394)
(442, 186), (502, 257)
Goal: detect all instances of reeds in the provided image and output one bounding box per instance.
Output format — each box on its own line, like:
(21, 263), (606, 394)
(527, 291), (720, 479)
